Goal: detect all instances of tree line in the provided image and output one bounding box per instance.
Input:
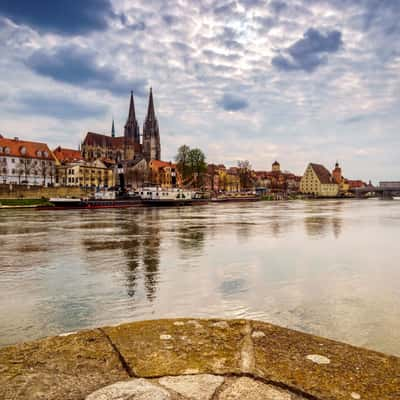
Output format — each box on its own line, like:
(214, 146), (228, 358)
(175, 144), (254, 190)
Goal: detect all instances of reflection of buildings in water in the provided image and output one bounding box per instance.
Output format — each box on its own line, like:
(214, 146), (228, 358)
(304, 216), (330, 237)
(304, 212), (343, 238)
(121, 222), (141, 298)
(81, 211), (162, 302)
(121, 217), (161, 302)
(304, 202), (343, 239)
(235, 222), (253, 241)
(142, 228), (160, 301)
(332, 217), (342, 239)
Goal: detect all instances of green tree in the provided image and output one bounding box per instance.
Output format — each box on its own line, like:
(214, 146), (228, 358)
(175, 145), (207, 187)
(175, 145), (191, 181)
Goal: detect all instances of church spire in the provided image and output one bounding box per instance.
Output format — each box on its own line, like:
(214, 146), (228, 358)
(124, 91), (140, 145)
(111, 118), (115, 138)
(128, 91), (136, 121)
(146, 87), (155, 121)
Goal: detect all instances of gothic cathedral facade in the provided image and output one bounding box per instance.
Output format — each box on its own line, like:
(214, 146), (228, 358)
(82, 88), (161, 163)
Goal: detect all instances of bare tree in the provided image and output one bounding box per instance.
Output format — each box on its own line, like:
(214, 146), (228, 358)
(0, 158), (7, 183)
(38, 160), (50, 186)
(237, 160), (253, 190)
(18, 158), (33, 184)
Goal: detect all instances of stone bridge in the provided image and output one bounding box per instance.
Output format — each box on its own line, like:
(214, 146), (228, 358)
(350, 183), (400, 198)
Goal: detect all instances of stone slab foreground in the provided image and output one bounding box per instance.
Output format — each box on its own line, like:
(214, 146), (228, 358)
(0, 318), (399, 400)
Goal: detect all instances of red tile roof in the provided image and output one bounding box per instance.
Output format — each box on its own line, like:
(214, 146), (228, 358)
(150, 160), (176, 169)
(0, 137), (54, 160)
(53, 146), (83, 163)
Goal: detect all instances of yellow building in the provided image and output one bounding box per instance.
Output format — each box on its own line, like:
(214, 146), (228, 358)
(57, 159), (115, 188)
(300, 163), (339, 197)
(148, 160), (180, 188)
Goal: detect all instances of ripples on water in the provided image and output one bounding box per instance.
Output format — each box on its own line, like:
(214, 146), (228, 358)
(0, 199), (400, 356)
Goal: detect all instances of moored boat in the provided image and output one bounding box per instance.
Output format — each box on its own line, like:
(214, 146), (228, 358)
(139, 187), (208, 206)
(38, 191), (142, 210)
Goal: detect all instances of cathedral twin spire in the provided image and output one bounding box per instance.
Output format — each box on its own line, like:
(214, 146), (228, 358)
(121, 88), (160, 161)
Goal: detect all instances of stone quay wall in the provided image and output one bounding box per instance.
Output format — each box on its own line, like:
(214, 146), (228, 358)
(0, 184), (91, 199)
(0, 319), (399, 400)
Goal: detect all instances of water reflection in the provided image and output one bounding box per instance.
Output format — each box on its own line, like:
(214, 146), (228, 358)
(1, 200), (400, 358)
(82, 215), (161, 302)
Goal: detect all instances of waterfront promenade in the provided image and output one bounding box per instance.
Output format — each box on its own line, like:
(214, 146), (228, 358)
(1, 318), (399, 399)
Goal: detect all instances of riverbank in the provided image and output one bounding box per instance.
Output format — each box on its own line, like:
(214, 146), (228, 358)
(0, 198), (53, 208)
(0, 318), (398, 400)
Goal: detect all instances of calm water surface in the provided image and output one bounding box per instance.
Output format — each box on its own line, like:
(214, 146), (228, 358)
(0, 200), (399, 355)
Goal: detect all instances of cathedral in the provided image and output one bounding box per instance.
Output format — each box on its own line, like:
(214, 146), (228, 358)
(81, 88), (161, 163)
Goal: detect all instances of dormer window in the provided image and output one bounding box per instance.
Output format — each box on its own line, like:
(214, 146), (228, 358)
(20, 146), (27, 156)
(43, 151), (48, 158)
(0, 146), (2, 153)
(36, 150), (42, 157)
(4, 147), (10, 154)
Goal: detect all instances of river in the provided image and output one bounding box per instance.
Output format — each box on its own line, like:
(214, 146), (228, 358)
(0, 199), (399, 355)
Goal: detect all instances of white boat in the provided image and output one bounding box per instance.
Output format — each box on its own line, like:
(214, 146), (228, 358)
(139, 187), (203, 206)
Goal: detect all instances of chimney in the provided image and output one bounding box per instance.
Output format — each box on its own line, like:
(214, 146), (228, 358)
(14, 137), (19, 141)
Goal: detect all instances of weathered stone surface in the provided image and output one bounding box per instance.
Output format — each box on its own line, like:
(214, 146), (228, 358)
(86, 378), (170, 400)
(218, 377), (294, 400)
(103, 319), (247, 377)
(159, 374), (224, 400)
(251, 320), (400, 400)
(1, 319), (400, 400)
(0, 329), (127, 400)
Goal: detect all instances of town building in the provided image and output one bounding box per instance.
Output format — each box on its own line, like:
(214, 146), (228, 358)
(148, 160), (180, 188)
(81, 88), (161, 164)
(56, 159), (115, 188)
(300, 163), (339, 197)
(205, 164), (241, 192)
(0, 135), (56, 186)
(255, 161), (301, 193)
(124, 156), (148, 189)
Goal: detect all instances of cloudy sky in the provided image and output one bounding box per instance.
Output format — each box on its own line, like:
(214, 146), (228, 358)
(0, 0), (399, 181)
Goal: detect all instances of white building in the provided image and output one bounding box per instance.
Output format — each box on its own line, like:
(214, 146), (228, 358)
(0, 135), (56, 186)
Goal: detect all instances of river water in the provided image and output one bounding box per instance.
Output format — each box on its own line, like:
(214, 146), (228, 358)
(0, 199), (399, 355)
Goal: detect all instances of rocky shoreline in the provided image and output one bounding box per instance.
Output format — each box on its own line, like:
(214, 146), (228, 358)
(1, 319), (399, 399)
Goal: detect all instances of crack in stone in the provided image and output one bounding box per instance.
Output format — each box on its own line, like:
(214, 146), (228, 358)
(97, 328), (136, 378)
(240, 321), (255, 374)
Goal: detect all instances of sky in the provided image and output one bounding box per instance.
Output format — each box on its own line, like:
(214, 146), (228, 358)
(0, 0), (399, 182)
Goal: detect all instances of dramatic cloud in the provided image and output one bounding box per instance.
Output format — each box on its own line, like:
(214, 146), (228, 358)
(0, 0), (114, 35)
(0, 0), (399, 181)
(272, 28), (343, 72)
(218, 94), (249, 111)
(26, 46), (147, 96)
(18, 93), (107, 119)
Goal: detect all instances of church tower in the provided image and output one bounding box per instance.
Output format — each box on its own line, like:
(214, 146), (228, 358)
(332, 161), (342, 184)
(124, 91), (140, 144)
(143, 88), (161, 161)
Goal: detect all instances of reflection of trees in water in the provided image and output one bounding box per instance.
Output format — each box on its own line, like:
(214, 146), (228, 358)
(177, 225), (206, 252)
